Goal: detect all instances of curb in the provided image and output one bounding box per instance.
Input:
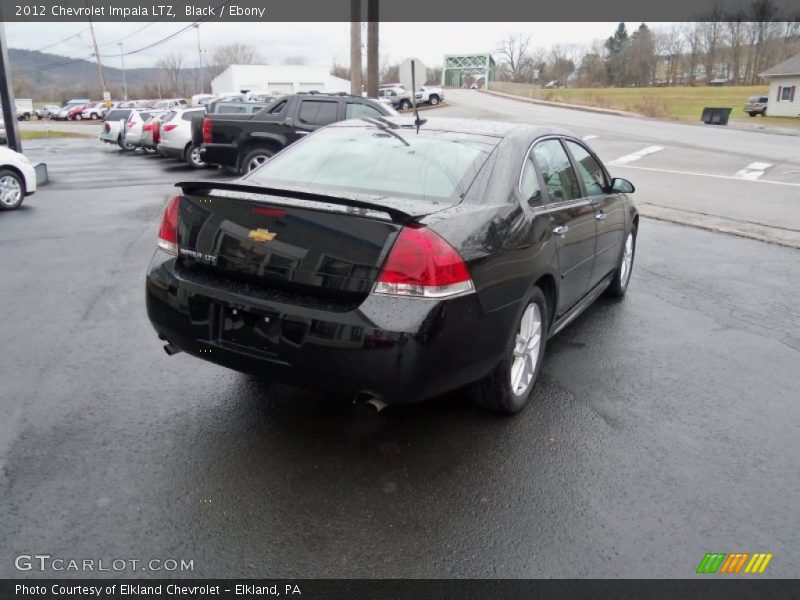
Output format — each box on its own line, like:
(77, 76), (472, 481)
(479, 89), (642, 118)
(638, 203), (800, 250)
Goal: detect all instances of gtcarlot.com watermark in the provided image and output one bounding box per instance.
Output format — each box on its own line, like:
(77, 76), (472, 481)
(15, 554), (194, 573)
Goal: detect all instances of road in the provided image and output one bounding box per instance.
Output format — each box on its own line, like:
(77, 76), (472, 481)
(1, 107), (799, 578)
(441, 90), (800, 247)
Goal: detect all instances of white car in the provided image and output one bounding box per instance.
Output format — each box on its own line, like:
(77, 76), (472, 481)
(415, 85), (444, 106)
(99, 108), (133, 149)
(82, 102), (108, 120)
(190, 94), (216, 107)
(152, 98), (188, 110)
(156, 107), (207, 168)
(0, 146), (37, 210)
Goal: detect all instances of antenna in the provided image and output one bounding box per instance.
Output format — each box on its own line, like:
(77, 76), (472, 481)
(411, 59), (426, 133)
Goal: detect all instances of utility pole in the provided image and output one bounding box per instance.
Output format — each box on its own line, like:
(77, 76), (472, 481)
(0, 20), (21, 152)
(350, 0), (362, 96)
(366, 0), (378, 98)
(193, 24), (202, 94)
(118, 42), (128, 101)
(86, 12), (108, 99)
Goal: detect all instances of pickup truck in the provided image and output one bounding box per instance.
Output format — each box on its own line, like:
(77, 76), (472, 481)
(415, 86), (444, 106)
(195, 93), (394, 174)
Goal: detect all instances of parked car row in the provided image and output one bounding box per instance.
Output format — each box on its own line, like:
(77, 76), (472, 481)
(100, 106), (208, 168)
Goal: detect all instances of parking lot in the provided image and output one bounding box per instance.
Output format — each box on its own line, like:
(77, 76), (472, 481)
(1, 92), (799, 578)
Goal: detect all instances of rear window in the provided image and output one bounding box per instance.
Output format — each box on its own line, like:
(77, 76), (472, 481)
(105, 109), (131, 121)
(247, 125), (498, 202)
(181, 109), (203, 121)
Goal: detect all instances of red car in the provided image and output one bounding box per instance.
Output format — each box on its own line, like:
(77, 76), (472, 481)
(67, 104), (89, 120)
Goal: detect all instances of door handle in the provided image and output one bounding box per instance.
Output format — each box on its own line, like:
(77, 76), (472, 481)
(553, 225), (569, 235)
(595, 212), (607, 221)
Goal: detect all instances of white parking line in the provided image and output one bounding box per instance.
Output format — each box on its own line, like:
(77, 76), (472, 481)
(612, 164), (800, 188)
(608, 145), (664, 166)
(581, 134), (598, 141)
(735, 161), (774, 180)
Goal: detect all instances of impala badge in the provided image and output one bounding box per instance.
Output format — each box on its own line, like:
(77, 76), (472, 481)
(248, 228), (277, 243)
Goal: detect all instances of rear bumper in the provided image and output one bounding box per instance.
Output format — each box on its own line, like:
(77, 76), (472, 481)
(203, 143), (238, 168)
(146, 250), (514, 404)
(157, 144), (185, 159)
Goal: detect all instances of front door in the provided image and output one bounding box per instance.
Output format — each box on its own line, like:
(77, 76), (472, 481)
(563, 139), (626, 286)
(532, 139), (597, 316)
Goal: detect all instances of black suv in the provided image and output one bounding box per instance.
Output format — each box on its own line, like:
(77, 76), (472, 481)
(196, 92), (395, 174)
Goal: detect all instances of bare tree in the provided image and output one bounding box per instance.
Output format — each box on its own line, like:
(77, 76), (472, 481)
(683, 23), (702, 85)
(495, 34), (534, 82)
(283, 56), (308, 65)
(699, 7), (726, 83)
(207, 43), (264, 79)
(156, 52), (183, 97)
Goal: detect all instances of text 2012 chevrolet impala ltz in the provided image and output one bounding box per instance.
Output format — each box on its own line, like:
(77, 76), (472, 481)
(146, 117), (638, 414)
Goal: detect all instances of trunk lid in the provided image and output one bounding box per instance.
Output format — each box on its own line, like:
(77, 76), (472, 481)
(175, 182), (447, 301)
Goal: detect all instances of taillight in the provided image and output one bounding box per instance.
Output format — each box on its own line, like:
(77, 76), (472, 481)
(143, 123), (153, 132)
(153, 124), (160, 144)
(126, 120), (135, 128)
(162, 124), (177, 132)
(103, 123), (110, 133)
(374, 226), (473, 299)
(202, 118), (212, 144)
(157, 196), (180, 255)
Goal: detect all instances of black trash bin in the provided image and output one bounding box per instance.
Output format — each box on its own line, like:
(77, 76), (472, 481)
(701, 107), (732, 125)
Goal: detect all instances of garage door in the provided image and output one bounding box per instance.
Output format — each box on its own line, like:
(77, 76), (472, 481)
(268, 82), (294, 94)
(298, 83), (325, 93)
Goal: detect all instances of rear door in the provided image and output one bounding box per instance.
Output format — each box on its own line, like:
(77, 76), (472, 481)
(563, 139), (625, 287)
(292, 98), (340, 141)
(531, 138), (597, 316)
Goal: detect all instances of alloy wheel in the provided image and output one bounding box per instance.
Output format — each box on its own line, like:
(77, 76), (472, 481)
(190, 146), (207, 167)
(247, 155), (270, 172)
(510, 303), (542, 396)
(0, 175), (22, 207)
(620, 232), (634, 287)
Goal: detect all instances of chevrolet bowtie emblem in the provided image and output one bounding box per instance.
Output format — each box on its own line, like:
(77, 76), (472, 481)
(248, 228), (277, 243)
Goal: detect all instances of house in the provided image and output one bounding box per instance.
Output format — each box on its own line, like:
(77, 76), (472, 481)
(211, 65), (350, 96)
(759, 53), (800, 117)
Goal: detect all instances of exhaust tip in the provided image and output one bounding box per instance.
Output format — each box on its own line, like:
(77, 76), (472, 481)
(163, 343), (182, 356)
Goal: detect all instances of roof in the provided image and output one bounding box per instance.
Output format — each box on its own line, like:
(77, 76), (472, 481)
(760, 52), (800, 77)
(331, 116), (573, 140)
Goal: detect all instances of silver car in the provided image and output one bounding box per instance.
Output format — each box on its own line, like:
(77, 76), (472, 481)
(156, 107), (207, 168)
(121, 109), (163, 151)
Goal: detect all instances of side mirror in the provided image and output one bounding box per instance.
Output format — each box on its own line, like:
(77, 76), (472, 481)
(610, 177), (635, 194)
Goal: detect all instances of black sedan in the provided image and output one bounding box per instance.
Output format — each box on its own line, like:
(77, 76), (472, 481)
(146, 117), (638, 414)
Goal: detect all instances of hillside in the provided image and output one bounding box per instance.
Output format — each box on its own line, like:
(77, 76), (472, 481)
(9, 48), (201, 101)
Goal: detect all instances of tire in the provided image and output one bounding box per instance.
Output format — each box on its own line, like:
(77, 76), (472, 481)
(185, 143), (207, 169)
(240, 147), (275, 174)
(748, 112), (756, 117)
(469, 287), (549, 414)
(0, 168), (26, 210)
(75, 114), (82, 121)
(399, 99), (411, 110)
(91, 113), (98, 120)
(429, 95), (440, 106)
(606, 226), (637, 298)
(762, 108), (767, 117)
(24, 114), (30, 121)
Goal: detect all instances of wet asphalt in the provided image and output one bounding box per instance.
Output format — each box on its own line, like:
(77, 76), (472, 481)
(0, 132), (798, 578)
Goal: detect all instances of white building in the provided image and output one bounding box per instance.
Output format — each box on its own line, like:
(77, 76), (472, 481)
(211, 65), (351, 96)
(760, 53), (800, 118)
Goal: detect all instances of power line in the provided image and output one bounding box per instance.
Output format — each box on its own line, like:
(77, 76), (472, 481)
(30, 27), (90, 53)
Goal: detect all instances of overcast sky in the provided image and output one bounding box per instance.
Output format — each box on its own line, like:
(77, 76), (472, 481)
(5, 22), (661, 70)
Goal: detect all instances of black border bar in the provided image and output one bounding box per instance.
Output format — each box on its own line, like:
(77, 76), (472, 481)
(1, 0), (799, 22)
(2, 579), (800, 600)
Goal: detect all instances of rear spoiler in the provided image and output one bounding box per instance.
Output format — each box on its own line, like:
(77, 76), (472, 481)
(176, 181), (431, 224)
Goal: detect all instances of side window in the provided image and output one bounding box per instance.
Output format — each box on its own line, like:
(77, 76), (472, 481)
(564, 140), (608, 197)
(298, 100), (338, 126)
(346, 102), (384, 119)
(519, 154), (543, 207)
(532, 139), (582, 203)
(269, 100), (287, 114)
